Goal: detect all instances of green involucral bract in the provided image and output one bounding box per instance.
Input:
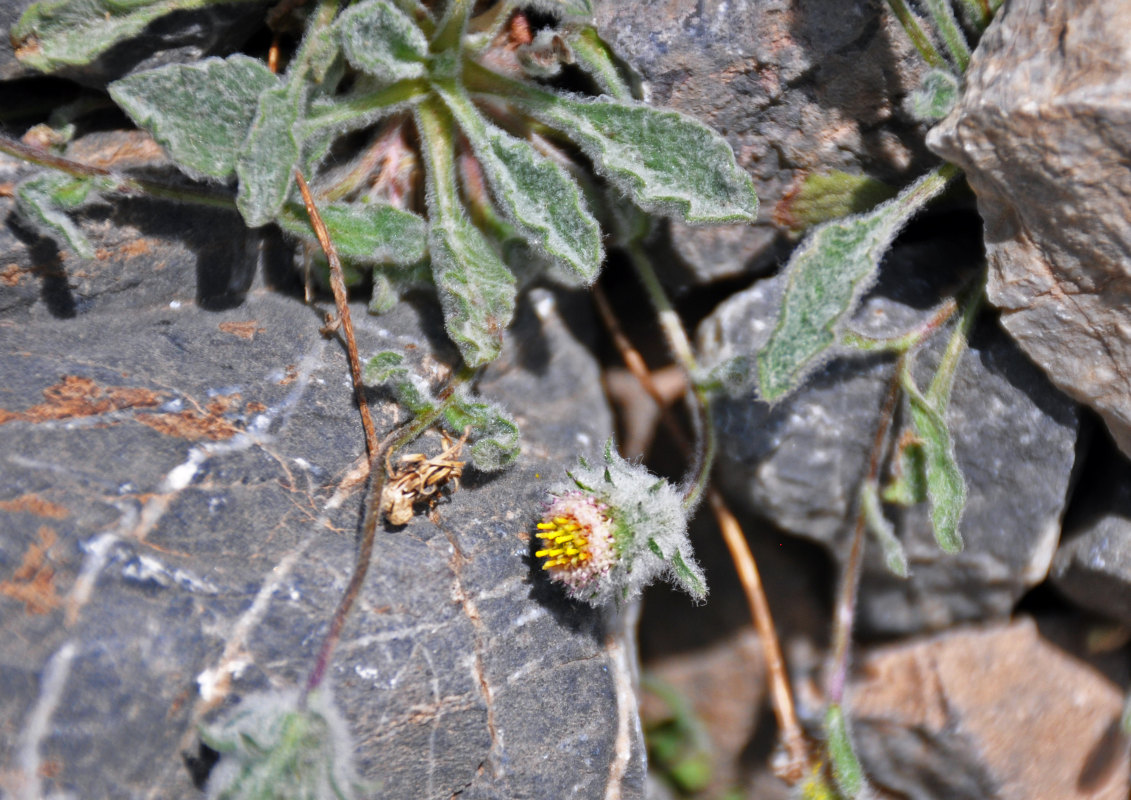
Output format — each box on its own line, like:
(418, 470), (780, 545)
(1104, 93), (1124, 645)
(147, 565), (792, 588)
(535, 442), (705, 606)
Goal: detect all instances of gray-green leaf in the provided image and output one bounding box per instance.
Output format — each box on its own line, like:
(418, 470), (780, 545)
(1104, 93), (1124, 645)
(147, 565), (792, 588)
(444, 397), (520, 471)
(908, 69), (960, 123)
(337, 0), (429, 84)
(236, 85), (302, 228)
(860, 481), (909, 578)
(277, 201), (427, 265)
(515, 88), (757, 224)
(774, 170), (895, 236)
(109, 56), (278, 181)
(14, 172), (106, 258)
(825, 703), (868, 799)
(756, 164), (956, 402)
(362, 350), (436, 415)
(902, 371), (966, 553)
(437, 84), (602, 282)
(11, 0), (259, 73)
(429, 216), (516, 367)
(200, 688), (359, 800)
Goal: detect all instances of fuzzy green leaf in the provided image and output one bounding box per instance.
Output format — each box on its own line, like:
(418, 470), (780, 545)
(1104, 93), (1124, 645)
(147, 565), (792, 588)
(908, 69), (960, 123)
(417, 97), (515, 367)
(757, 165), (956, 402)
(437, 84), (602, 282)
(882, 436), (928, 506)
(774, 170), (896, 236)
(277, 201), (427, 265)
(11, 0), (259, 72)
(337, 0), (429, 84)
(567, 26), (633, 101)
(201, 689), (359, 800)
(14, 172), (106, 258)
(109, 56), (277, 180)
(362, 351), (436, 416)
(506, 80), (756, 223)
(825, 704), (867, 799)
(236, 85), (301, 228)
(860, 481), (908, 578)
(902, 373), (966, 553)
(429, 216), (516, 367)
(444, 397), (520, 471)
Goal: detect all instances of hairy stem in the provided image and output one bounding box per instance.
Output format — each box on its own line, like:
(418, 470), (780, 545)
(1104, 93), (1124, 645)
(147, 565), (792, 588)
(625, 243), (715, 511)
(922, 0), (971, 72)
(884, 0), (947, 69)
(594, 283), (810, 784)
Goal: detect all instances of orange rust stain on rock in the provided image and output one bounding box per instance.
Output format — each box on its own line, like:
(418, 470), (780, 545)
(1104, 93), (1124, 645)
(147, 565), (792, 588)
(0, 526), (62, 614)
(0, 375), (163, 425)
(138, 409), (241, 441)
(218, 320), (264, 341)
(95, 238), (156, 262)
(279, 364), (299, 385)
(1, 264), (22, 286)
(0, 493), (69, 519)
(245, 400), (268, 413)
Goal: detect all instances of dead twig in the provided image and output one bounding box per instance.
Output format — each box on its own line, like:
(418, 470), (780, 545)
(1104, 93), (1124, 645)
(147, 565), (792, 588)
(294, 169), (379, 461)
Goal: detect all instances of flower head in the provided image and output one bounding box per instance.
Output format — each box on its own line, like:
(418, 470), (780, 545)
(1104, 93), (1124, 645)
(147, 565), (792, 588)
(534, 440), (707, 606)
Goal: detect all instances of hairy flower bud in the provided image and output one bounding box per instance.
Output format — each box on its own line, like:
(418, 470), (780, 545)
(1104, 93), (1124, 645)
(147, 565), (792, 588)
(534, 441), (707, 606)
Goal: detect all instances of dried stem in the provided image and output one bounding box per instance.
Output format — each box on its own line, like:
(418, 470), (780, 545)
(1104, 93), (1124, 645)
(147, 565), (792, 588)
(294, 169), (379, 459)
(0, 132), (234, 210)
(826, 364), (903, 704)
(593, 282), (809, 783)
(710, 493), (810, 783)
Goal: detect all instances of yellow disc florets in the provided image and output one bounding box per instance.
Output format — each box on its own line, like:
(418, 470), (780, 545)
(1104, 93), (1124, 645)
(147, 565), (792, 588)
(534, 491), (618, 597)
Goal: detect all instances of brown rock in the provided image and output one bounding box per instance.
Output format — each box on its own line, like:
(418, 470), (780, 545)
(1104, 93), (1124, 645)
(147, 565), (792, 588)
(848, 619), (1129, 799)
(927, 0), (1131, 456)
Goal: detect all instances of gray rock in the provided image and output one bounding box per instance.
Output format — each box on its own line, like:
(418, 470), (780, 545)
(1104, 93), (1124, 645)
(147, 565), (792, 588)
(0, 171), (644, 795)
(698, 239), (1080, 635)
(1052, 463), (1131, 627)
(594, 0), (933, 283)
(927, 0), (1131, 457)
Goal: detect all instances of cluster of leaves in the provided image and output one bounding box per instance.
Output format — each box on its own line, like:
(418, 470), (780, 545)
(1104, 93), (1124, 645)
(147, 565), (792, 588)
(766, 3), (998, 798)
(199, 688), (362, 800)
(12, 0), (756, 370)
(363, 349), (519, 470)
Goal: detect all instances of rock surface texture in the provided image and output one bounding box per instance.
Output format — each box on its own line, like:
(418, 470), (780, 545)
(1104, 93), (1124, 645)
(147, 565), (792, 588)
(849, 620), (1129, 800)
(594, 0), (932, 283)
(928, 0), (1131, 457)
(0, 143), (643, 797)
(699, 241), (1080, 635)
